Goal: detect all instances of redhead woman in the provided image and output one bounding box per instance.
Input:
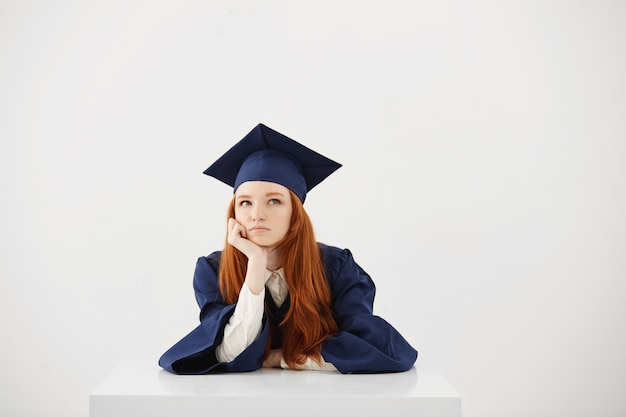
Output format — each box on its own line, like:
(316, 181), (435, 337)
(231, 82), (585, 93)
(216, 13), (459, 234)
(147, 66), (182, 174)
(159, 124), (417, 374)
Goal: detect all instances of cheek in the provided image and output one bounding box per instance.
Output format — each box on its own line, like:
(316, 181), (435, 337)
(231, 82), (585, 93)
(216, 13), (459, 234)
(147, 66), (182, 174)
(280, 210), (292, 230)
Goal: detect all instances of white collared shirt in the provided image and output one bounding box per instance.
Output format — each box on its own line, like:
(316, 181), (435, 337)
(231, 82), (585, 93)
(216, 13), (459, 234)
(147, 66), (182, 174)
(215, 268), (337, 371)
(265, 268), (289, 307)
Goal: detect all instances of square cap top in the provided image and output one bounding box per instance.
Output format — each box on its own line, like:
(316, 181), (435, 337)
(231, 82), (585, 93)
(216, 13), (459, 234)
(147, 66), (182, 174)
(203, 123), (341, 202)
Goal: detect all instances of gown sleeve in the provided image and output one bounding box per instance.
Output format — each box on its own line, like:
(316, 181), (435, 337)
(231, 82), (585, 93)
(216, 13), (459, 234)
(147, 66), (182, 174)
(320, 245), (418, 373)
(158, 253), (269, 374)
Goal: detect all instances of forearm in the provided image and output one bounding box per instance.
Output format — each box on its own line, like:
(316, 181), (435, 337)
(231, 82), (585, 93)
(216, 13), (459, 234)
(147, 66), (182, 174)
(215, 283), (265, 363)
(280, 355), (337, 371)
(243, 255), (268, 295)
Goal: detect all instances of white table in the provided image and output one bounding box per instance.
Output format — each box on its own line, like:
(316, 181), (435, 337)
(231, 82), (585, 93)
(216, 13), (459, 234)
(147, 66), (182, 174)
(90, 360), (460, 417)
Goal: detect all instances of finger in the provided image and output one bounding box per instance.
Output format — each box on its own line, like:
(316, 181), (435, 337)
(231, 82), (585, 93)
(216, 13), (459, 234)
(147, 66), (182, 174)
(227, 219), (239, 237)
(227, 219), (240, 245)
(227, 218), (237, 233)
(229, 218), (247, 239)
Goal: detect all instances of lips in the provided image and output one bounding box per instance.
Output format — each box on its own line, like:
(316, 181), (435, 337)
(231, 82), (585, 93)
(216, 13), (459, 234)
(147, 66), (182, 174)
(249, 225), (270, 232)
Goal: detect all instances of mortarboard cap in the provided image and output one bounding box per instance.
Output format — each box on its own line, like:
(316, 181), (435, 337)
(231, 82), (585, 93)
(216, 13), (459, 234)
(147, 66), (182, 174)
(203, 123), (341, 203)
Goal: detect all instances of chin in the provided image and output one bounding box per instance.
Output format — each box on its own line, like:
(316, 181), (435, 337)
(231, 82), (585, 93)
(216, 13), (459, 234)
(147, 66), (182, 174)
(250, 237), (279, 248)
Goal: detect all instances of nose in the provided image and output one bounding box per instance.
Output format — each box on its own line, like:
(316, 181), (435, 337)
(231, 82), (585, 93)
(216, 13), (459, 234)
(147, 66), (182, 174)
(251, 204), (266, 221)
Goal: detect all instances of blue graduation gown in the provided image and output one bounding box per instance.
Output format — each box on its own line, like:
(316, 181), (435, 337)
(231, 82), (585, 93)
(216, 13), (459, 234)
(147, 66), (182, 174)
(159, 244), (418, 374)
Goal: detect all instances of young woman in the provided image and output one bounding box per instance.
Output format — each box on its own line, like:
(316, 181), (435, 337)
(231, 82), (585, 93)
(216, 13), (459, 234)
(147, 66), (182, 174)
(159, 123), (417, 374)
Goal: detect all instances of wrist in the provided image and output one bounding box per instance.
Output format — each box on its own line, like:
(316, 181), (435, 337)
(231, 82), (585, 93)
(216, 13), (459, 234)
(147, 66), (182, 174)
(247, 253), (268, 272)
(244, 256), (268, 295)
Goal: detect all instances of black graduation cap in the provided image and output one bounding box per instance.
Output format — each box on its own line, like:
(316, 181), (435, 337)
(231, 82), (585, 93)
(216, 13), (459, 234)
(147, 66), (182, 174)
(203, 123), (341, 203)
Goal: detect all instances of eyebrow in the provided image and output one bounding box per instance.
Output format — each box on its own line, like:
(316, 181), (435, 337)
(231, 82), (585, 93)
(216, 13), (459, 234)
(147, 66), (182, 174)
(236, 192), (286, 200)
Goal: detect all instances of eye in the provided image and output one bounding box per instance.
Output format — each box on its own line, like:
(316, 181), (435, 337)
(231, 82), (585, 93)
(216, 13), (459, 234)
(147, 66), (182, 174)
(268, 198), (281, 205)
(239, 200), (252, 206)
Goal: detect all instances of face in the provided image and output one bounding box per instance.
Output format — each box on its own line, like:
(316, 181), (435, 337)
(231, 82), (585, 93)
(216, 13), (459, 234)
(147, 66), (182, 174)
(234, 181), (293, 250)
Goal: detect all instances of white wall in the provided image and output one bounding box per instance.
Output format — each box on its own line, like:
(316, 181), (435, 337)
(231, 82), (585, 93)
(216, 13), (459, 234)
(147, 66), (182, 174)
(1, 1), (625, 416)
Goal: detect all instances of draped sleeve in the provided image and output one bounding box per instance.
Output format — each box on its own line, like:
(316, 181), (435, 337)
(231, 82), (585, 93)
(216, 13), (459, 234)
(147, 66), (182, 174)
(159, 246), (417, 375)
(320, 244), (418, 373)
(158, 252), (268, 374)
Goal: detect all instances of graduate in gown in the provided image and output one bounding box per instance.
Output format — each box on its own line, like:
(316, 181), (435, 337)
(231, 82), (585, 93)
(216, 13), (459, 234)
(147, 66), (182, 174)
(159, 123), (417, 374)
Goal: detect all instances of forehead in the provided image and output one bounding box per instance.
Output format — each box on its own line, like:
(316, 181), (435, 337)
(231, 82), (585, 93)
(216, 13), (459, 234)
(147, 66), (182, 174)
(235, 181), (290, 197)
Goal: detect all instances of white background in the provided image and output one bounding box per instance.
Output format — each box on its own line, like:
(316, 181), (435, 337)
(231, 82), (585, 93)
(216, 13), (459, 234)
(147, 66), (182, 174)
(1, 1), (625, 416)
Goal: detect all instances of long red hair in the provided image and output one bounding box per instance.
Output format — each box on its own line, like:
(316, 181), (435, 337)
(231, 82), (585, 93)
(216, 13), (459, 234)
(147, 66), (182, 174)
(219, 190), (338, 368)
